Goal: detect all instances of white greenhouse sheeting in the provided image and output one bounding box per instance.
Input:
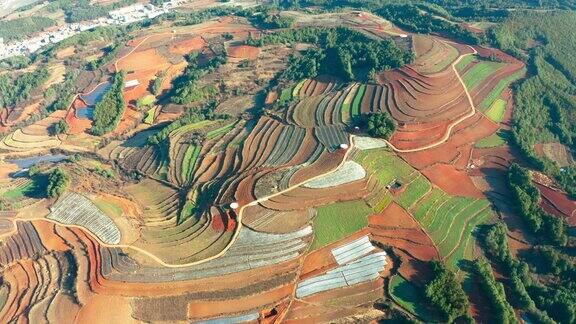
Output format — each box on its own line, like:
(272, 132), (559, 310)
(124, 79), (140, 88)
(105, 226), (313, 282)
(48, 193), (121, 244)
(197, 312), (259, 324)
(304, 161), (366, 188)
(353, 136), (388, 150)
(331, 236), (375, 265)
(296, 251), (387, 298)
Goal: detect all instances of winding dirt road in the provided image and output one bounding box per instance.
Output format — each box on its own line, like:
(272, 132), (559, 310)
(1, 42), (480, 268)
(384, 44), (479, 153)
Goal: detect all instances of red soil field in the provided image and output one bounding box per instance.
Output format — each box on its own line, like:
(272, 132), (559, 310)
(65, 98), (92, 135)
(400, 113), (499, 170)
(535, 183), (576, 225)
(422, 164), (484, 198)
(227, 44), (261, 60)
(169, 36), (207, 55)
(369, 203), (438, 282)
(187, 284), (294, 320)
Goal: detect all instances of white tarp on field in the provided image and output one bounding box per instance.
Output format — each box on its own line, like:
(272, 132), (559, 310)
(296, 251), (387, 298)
(48, 192), (121, 244)
(304, 161), (366, 188)
(331, 236), (375, 265)
(353, 136), (388, 150)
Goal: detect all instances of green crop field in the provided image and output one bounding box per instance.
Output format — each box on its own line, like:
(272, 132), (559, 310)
(455, 54), (476, 72)
(479, 68), (525, 110)
(485, 98), (507, 122)
(389, 275), (435, 321)
(181, 145), (200, 183)
(2, 181), (35, 200)
(292, 79), (306, 97)
(396, 175), (431, 210)
(475, 130), (509, 148)
(413, 191), (493, 268)
(310, 200), (373, 249)
(446, 208), (494, 269)
(462, 60), (504, 91)
(350, 84), (366, 120)
(355, 149), (414, 186)
(206, 121), (236, 139)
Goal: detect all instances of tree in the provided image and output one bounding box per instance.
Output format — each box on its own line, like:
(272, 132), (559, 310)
(365, 112), (396, 139)
(46, 168), (69, 198)
(425, 261), (470, 322)
(52, 120), (69, 135)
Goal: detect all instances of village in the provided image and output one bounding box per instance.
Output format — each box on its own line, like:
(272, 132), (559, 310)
(0, 0), (186, 60)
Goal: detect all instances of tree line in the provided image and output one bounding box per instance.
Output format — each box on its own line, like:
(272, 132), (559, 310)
(0, 67), (50, 110)
(0, 16), (56, 42)
(92, 72), (125, 135)
(490, 11), (576, 197)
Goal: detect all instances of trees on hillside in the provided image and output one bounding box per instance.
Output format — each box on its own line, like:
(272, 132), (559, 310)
(250, 27), (412, 81)
(508, 163), (567, 246)
(0, 68), (50, 110)
(365, 112), (396, 139)
(473, 258), (517, 324)
(425, 261), (471, 323)
(92, 72), (125, 135)
(0, 17), (56, 42)
(46, 168), (69, 198)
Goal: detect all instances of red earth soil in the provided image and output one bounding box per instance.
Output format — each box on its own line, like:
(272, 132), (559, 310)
(422, 164), (484, 198)
(169, 36), (207, 55)
(400, 113), (499, 170)
(65, 98), (92, 134)
(226, 44), (261, 60)
(535, 183), (576, 226)
(369, 203), (438, 283)
(187, 284), (294, 320)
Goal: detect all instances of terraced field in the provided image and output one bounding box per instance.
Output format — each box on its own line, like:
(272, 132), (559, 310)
(0, 8), (532, 323)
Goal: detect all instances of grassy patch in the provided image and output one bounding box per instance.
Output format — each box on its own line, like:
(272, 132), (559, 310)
(279, 87), (293, 105)
(206, 121), (236, 139)
(484, 98), (507, 121)
(144, 106), (157, 124)
(91, 197), (123, 219)
(310, 200), (373, 250)
(462, 60), (504, 91)
(139, 94), (156, 106)
(355, 149), (414, 186)
(475, 130), (509, 148)
(389, 275), (435, 321)
(396, 175), (431, 210)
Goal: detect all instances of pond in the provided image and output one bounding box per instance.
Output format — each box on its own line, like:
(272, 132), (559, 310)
(8, 154), (68, 170)
(79, 81), (111, 106)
